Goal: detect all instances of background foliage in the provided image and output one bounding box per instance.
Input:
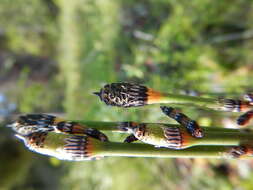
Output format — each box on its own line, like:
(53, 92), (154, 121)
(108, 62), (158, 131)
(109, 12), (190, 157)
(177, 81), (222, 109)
(0, 0), (253, 189)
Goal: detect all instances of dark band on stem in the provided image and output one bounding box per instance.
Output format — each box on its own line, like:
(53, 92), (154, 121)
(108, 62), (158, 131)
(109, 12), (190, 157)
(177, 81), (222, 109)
(164, 127), (184, 149)
(160, 106), (204, 138)
(237, 110), (253, 125)
(64, 135), (96, 160)
(218, 98), (251, 112)
(227, 145), (253, 159)
(56, 121), (108, 142)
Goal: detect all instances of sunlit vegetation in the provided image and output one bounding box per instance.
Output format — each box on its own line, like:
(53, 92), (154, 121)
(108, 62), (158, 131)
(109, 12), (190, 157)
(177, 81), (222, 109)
(0, 0), (253, 189)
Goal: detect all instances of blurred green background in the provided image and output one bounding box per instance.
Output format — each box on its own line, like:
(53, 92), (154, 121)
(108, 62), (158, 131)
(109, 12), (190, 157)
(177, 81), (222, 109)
(1, 0), (253, 189)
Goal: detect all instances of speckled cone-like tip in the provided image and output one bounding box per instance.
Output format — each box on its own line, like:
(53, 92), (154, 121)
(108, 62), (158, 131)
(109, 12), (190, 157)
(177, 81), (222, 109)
(94, 83), (149, 107)
(9, 114), (57, 135)
(9, 114), (109, 142)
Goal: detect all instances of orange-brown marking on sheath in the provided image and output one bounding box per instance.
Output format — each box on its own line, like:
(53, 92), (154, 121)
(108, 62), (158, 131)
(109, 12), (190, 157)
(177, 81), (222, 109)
(164, 127), (192, 149)
(147, 88), (164, 104)
(131, 122), (139, 128)
(239, 102), (252, 112)
(245, 147), (253, 157)
(180, 129), (193, 148)
(71, 124), (87, 134)
(86, 137), (94, 157)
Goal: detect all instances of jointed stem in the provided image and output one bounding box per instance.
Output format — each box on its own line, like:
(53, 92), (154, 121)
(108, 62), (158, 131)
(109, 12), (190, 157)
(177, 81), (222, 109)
(159, 93), (218, 109)
(74, 120), (240, 133)
(95, 83), (253, 111)
(74, 121), (123, 131)
(157, 93), (253, 114)
(11, 114), (253, 160)
(74, 120), (253, 149)
(192, 132), (253, 146)
(100, 143), (233, 158)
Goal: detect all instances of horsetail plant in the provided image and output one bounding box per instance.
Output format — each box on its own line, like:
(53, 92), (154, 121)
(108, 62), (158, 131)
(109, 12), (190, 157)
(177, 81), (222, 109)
(9, 110), (253, 160)
(13, 130), (253, 160)
(94, 83), (253, 125)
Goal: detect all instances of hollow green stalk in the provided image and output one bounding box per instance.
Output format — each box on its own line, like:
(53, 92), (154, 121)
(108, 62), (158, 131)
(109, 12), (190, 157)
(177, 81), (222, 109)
(74, 120), (253, 149)
(191, 132), (253, 146)
(94, 83), (253, 112)
(158, 93), (219, 109)
(13, 120), (253, 159)
(98, 143), (242, 159)
(74, 121), (122, 131)
(158, 93), (253, 113)
(74, 120), (240, 133)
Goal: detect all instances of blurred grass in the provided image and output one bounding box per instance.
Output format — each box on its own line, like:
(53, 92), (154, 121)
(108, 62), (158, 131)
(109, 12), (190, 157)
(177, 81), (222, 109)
(57, 0), (82, 118)
(1, 0), (253, 190)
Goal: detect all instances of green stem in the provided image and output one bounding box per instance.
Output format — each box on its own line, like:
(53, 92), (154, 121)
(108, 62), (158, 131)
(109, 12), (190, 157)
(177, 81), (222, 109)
(157, 93), (253, 112)
(74, 121), (122, 131)
(73, 121), (253, 150)
(193, 132), (253, 146)
(99, 143), (232, 158)
(166, 124), (239, 133)
(74, 120), (240, 133)
(159, 93), (220, 110)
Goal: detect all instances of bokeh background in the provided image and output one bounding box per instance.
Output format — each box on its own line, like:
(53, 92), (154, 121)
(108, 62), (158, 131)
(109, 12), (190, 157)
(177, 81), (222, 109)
(1, 0), (253, 189)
